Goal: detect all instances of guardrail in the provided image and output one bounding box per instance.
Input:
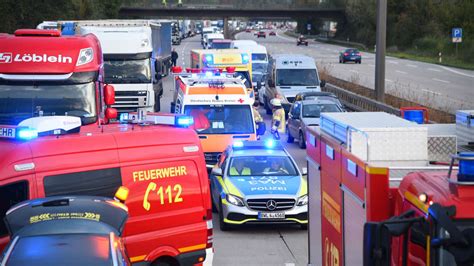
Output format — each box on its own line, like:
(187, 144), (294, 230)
(324, 83), (401, 115)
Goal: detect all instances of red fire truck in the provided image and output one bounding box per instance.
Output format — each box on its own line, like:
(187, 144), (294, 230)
(0, 30), (213, 266)
(306, 112), (474, 266)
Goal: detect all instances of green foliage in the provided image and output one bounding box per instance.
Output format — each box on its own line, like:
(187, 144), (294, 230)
(0, 0), (123, 33)
(336, 0), (474, 62)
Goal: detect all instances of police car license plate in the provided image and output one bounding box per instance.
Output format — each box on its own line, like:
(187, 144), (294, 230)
(258, 212), (285, 219)
(0, 127), (16, 138)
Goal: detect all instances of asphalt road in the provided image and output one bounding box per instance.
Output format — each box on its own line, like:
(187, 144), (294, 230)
(236, 31), (474, 113)
(162, 36), (309, 266)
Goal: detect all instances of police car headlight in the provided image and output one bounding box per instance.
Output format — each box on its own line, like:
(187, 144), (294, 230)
(227, 194), (244, 207)
(296, 195), (308, 206)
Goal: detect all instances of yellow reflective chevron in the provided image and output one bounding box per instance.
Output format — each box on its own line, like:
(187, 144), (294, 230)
(217, 175), (243, 197)
(297, 176), (307, 197)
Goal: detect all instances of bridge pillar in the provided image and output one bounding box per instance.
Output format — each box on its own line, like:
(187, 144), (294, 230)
(223, 16), (230, 39)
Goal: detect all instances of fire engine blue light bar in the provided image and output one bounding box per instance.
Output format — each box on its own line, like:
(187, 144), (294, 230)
(17, 128), (38, 140)
(458, 152), (474, 182)
(176, 116), (194, 127)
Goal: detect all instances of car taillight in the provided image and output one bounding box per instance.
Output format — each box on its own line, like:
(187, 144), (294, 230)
(344, 53), (349, 56)
(206, 209), (213, 248)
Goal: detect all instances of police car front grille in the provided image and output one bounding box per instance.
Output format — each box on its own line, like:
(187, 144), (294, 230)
(246, 198), (296, 211)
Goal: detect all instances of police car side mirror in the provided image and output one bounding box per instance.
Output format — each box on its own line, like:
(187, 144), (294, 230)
(301, 167), (307, 176)
(212, 167), (223, 176)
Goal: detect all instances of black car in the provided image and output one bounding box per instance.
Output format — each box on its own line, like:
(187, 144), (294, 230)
(0, 196), (130, 266)
(339, 48), (362, 64)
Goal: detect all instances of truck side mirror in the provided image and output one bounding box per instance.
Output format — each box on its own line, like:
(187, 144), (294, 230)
(301, 167), (307, 176)
(320, 80), (326, 88)
(363, 222), (391, 266)
(104, 85), (115, 105)
(105, 107), (118, 120)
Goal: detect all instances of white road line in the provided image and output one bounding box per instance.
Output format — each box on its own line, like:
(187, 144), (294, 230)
(349, 70), (359, 74)
(422, 89), (442, 96)
(428, 68), (441, 72)
(432, 78), (450, 84)
(385, 79), (394, 82)
(396, 70), (407, 74)
(388, 60), (399, 64)
(440, 66), (474, 78)
(407, 64), (418, 68)
(284, 263), (295, 266)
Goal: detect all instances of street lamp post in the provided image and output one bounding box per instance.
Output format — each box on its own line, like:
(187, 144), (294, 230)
(375, 0), (387, 102)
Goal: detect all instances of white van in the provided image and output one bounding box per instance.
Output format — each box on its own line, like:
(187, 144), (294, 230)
(230, 40), (258, 49)
(235, 45), (269, 103)
(264, 54), (325, 114)
(203, 33), (224, 49)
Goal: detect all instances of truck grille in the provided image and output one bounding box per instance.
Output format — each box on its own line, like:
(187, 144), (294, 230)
(247, 198), (296, 211)
(113, 90), (148, 112)
(204, 152), (220, 166)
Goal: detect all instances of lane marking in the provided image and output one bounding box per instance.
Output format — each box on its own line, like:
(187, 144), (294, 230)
(349, 70), (359, 74)
(385, 79), (394, 82)
(422, 89), (442, 96)
(407, 64), (418, 68)
(388, 60), (399, 64)
(440, 66), (474, 78)
(428, 68), (441, 72)
(432, 78), (450, 84)
(396, 70), (407, 74)
(369, 64), (375, 67)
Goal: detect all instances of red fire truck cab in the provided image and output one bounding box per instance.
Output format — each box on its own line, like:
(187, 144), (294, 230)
(306, 112), (474, 266)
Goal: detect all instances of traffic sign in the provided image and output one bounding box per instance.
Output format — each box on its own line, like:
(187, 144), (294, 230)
(452, 28), (462, 43)
(307, 24), (311, 31)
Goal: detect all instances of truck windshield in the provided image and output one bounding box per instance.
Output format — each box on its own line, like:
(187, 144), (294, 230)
(276, 69), (320, 86)
(0, 82), (97, 125)
(252, 63), (268, 74)
(104, 58), (151, 84)
(302, 103), (341, 118)
(252, 53), (267, 61)
(184, 105), (254, 134)
(228, 156), (298, 176)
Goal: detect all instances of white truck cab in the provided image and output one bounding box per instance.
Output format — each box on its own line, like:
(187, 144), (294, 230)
(264, 54), (325, 114)
(203, 33), (224, 49)
(78, 24), (158, 113)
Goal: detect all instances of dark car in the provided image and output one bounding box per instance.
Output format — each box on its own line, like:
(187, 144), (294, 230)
(269, 31), (276, 36)
(245, 28), (252, 33)
(339, 48), (362, 64)
(0, 195), (130, 266)
(297, 36), (308, 46)
(287, 99), (344, 148)
(257, 31), (266, 38)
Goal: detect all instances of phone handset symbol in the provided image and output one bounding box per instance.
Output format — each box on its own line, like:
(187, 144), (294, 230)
(143, 182), (157, 211)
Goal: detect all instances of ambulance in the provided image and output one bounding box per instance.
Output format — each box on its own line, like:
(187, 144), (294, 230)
(190, 49), (258, 99)
(171, 67), (259, 168)
(0, 29), (213, 266)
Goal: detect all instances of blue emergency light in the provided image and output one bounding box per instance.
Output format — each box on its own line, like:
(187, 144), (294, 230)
(204, 54), (214, 65)
(119, 113), (129, 123)
(176, 116), (194, 127)
(233, 141), (244, 148)
(241, 54), (250, 64)
(17, 128), (38, 140)
(458, 152), (474, 182)
(265, 139), (275, 148)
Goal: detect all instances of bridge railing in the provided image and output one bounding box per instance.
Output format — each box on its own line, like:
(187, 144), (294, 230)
(121, 0), (343, 9)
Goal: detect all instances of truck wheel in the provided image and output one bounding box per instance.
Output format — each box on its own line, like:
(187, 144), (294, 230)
(299, 131), (306, 149)
(219, 199), (230, 231)
(152, 257), (178, 266)
(287, 131), (294, 143)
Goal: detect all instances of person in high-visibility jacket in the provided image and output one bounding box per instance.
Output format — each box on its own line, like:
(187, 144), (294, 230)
(229, 160), (251, 176)
(271, 98), (286, 135)
(253, 101), (265, 138)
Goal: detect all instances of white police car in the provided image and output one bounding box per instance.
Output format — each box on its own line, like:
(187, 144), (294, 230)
(210, 140), (308, 230)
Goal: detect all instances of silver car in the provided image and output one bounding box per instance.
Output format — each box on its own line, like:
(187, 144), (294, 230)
(287, 99), (344, 148)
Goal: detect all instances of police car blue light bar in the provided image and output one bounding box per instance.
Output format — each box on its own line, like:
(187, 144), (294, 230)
(231, 140), (283, 150)
(265, 139), (275, 148)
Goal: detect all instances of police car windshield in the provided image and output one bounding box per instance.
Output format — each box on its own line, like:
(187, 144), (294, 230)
(228, 156), (298, 176)
(184, 105), (254, 134)
(0, 83), (97, 125)
(104, 58), (151, 84)
(303, 103), (341, 118)
(276, 69), (319, 86)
